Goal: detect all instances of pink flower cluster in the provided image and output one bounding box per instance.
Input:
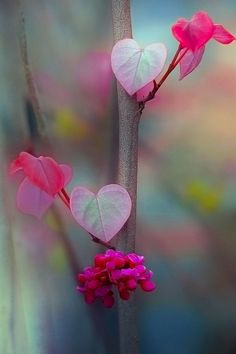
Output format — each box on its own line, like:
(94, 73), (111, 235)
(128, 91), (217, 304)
(77, 250), (156, 308)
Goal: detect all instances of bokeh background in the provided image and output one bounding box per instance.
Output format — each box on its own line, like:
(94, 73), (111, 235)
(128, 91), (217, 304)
(1, 1), (236, 353)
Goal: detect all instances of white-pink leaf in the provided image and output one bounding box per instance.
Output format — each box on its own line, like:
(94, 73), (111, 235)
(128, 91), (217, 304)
(70, 184), (132, 242)
(179, 46), (205, 80)
(111, 39), (167, 95)
(17, 177), (54, 218)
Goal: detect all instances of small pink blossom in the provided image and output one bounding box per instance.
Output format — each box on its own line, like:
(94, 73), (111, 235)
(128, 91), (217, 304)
(77, 250), (156, 308)
(172, 11), (235, 79)
(10, 152), (72, 218)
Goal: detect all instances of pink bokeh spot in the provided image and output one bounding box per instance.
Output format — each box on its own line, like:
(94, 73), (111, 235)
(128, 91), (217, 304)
(75, 51), (112, 104)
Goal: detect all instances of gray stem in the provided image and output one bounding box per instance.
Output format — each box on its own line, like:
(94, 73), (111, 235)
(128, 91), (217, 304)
(111, 1), (141, 354)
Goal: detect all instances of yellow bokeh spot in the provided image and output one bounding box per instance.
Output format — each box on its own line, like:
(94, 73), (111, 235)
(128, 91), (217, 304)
(200, 191), (221, 212)
(54, 107), (90, 139)
(185, 180), (223, 213)
(46, 211), (61, 232)
(185, 181), (205, 200)
(48, 245), (67, 271)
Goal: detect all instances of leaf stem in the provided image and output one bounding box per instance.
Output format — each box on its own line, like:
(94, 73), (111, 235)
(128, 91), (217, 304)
(139, 46), (188, 113)
(90, 234), (116, 250)
(61, 188), (70, 203)
(58, 191), (70, 209)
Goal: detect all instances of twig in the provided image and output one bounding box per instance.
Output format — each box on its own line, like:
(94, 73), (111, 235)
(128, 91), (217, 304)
(90, 235), (116, 250)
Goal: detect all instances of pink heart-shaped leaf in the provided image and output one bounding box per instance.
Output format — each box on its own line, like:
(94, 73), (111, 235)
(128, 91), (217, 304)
(18, 152), (65, 196)
(70, 184), (132, 242)
(111, 39), (167, 95)
(60, 164), (73, 185)
(17, 177), (54, 218)
(16, 164), (72, 218)
(172, 11), (214, 51)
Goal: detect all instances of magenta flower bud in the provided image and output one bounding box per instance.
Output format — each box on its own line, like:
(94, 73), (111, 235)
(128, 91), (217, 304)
(139, 280), (156, 292)
(127, 279), (137, 290)
(102, 294), (115, 308)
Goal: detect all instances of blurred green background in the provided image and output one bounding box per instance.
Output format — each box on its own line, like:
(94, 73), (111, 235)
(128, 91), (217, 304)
(1, 1), (236, 353)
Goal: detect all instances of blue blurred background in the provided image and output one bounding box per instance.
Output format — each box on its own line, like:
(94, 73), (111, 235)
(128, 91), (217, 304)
(1, 1), (236, 353)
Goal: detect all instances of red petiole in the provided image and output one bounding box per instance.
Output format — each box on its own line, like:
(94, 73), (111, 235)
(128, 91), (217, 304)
(139, 45), (189, 112)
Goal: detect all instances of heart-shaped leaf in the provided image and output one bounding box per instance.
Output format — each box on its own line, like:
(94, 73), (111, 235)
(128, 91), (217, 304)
(111, 39), (167, 96)
(17, 177), (54, 218)
(70, 184), (132, 242)
(172, 12), (214, 51)
(19, 152), (65, 196)
(60, 164), (73, 185)
(16, 164), (72, 218)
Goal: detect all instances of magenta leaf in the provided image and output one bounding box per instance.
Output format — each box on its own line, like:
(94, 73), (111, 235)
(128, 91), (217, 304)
(111, 39), (167, 95)
(179, 46), (205, 79)
(16, 152), (65, 196)
(172, 11), (214, 51)
(213, 24), (235, 44)
(60, 164), (73, 185)
(17, 177), (54, 218)
(70, 184), (132, 242)
(9, 157), (23, 174)
(16, 163), (72, 218)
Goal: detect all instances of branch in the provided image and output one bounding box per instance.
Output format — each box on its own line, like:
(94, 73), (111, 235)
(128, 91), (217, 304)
(111, 1), (140, 353)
